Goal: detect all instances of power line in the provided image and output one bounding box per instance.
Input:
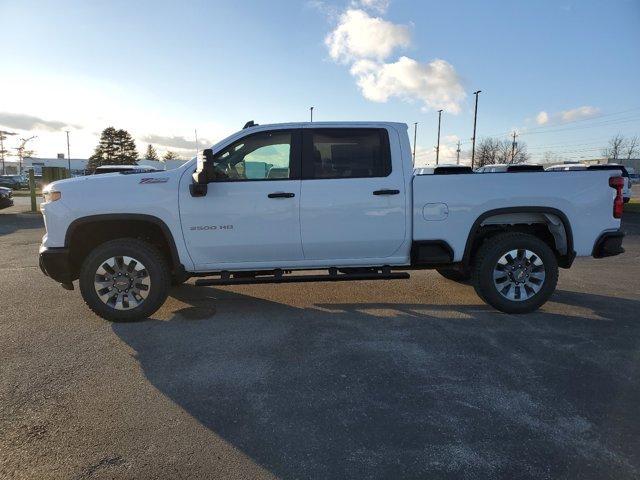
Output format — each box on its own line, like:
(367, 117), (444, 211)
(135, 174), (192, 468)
(459, 107), (640, 145)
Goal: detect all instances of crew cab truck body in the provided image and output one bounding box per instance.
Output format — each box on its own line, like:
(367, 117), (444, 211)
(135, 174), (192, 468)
(39, 122), (625, 321)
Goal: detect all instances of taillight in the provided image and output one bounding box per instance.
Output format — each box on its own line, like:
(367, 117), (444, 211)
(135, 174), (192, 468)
(609, 176), (624, 219)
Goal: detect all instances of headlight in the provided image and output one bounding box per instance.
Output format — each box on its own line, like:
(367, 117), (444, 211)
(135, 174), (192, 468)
(42, 191), (62, 203)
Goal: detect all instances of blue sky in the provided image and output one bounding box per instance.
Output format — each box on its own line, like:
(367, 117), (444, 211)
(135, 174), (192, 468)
(1, 0), (639, 164)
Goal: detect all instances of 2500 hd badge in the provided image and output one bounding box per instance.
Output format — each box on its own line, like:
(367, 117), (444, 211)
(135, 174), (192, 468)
(190, 225), (234, 231)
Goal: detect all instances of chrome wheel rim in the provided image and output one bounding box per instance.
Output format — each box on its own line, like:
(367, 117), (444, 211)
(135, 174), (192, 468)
(94, 256), (150, 310)
(493, 249), (545, 302)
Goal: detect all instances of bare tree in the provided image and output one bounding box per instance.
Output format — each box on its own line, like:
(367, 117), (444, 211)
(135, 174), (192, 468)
(476, 137), (530, 167)
(602, 134), (627, 160)
(543, 151), (562, 164)
(10, 136), (37, 173)
(476, 138), (500, 168)
(624, 135), (638, 159)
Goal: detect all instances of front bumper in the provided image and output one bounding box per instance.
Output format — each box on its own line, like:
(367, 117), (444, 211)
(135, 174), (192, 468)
(39, 245), (75, 286)
(592, 230), (625, 258)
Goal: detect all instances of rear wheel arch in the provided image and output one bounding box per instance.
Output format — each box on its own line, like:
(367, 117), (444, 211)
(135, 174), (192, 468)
(462, 207), (575, 268)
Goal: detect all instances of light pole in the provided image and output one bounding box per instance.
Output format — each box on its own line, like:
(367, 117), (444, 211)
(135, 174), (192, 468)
(66, 131), (72, 174)
(412, 122), (418, 165)
(310, 106), (314, 122)
(0, 130), (17, 175)
(471, 90), (481, 169)
(435, 109), (443, 165)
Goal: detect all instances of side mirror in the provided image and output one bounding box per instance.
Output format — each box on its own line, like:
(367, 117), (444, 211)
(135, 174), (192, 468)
(190, 148), (215, 197)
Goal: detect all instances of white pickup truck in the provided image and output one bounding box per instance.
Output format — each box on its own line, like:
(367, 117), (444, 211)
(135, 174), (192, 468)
(39, 121), (626, 321)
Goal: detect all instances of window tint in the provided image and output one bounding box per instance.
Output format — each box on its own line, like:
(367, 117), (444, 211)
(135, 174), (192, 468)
(305, 129), (391, 179)
(211, 131), (292, 181)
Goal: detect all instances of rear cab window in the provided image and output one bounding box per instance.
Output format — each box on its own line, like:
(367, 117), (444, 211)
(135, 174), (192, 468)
(302, 128), (391, 179)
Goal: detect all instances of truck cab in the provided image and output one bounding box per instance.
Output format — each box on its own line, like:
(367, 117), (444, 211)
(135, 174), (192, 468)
(182, 122), (410, 271)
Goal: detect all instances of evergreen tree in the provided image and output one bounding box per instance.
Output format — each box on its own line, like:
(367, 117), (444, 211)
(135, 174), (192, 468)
(144, 144), (159, 161)
(163, 151), (180, 161)
(88, 127), (139, 170)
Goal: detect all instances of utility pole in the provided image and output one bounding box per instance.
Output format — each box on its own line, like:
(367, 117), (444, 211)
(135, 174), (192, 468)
(66, 131), (72, 174)
(310, 106), (314, 122)
(471, 90), (481, 169)
(510, 131), (518, 163)
(435, 109), (443, 165)
(456, 140), (461, 165)
(412, 122), (418, 165)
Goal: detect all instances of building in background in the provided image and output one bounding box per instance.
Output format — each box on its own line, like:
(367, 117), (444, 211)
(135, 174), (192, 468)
(2, 156), (189, 175)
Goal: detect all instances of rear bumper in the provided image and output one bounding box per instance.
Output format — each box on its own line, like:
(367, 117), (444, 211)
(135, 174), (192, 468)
(39, 245), (74, 285)
(592, 230), (625, 258)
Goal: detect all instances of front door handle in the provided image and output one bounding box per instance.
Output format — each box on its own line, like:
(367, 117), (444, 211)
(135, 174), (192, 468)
(268, 192), (295, 198)
(373, 189), (400, 196)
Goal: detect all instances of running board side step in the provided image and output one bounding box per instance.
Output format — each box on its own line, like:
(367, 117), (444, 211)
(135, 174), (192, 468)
(194, 269), (410, 287)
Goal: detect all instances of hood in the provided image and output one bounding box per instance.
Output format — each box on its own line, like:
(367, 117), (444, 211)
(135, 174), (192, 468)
(44, 168), (182, 192)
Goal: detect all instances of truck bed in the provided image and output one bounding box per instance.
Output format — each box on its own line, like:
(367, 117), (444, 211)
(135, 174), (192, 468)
(412, 170), (620, 261)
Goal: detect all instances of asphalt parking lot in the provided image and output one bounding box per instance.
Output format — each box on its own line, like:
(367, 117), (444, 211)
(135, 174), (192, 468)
(1, 209), (639, 480)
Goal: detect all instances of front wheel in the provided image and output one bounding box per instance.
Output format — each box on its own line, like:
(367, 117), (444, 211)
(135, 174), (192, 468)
(79, 238), (170, 322)
(473, 232), (558, 314)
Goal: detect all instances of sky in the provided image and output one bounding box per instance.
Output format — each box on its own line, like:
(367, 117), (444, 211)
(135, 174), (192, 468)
(0, 0), (639, 165)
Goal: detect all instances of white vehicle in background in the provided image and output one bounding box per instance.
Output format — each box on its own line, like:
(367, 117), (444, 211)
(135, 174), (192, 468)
(39, 121), (626, 321)
(546, 163), (632, 202)
(475, 164), (545, 173)
(94, 165), (162, 174)
(627, 167), (636, 185)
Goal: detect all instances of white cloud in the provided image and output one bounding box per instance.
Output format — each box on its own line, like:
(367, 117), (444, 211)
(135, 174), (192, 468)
(560, 105), (599, 122)
(534, 106), (599, 126)
(414, 141), (465, 166)
(141, 134), (210, 150)
(350, 57), (466, 113)
(0, 72), (232, 158)
(0, 112), (79, 132)
(324, 5), (466, 113)
(536, 111), (549, 125)
(325, 9), (410, 63)
(351, 0), (390, 14)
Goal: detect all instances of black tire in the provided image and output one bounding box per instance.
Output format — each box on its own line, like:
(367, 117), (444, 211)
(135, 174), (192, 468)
(436, 266), (471, 282)
(79, 238), (170, 322)
(472, 232), (558, 314)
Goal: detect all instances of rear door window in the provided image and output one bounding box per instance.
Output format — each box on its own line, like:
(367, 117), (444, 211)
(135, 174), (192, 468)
(302, 128), (391, 179)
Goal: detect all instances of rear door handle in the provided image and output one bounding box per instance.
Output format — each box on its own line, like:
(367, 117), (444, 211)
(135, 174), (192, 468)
(373, 189), (400, 196)
(268, 192), (295, 198)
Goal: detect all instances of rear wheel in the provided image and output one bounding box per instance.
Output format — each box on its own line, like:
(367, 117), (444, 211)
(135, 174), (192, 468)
(473, 232), (558, 314)
(79, 238), (170, 322)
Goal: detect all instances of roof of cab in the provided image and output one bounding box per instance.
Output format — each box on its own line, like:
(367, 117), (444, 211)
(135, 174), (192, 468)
(242, 121), (408, 130)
